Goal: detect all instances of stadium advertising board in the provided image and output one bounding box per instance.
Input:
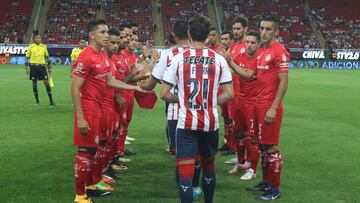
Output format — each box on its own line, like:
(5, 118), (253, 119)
(289, 60), (360, 69)
(0, 45), (27, 55)
(10, 56), (71, 65)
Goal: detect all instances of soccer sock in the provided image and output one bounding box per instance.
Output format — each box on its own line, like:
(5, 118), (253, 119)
(244, 138), (260, 172)
(32, 82), (39, 103)
(117, 125), (127, 153)
(261, 152), (271, 187)
(93, 146), (106, 184)
(45, 84), (54, 103)
(237, 137), (246, 164)
(85, 154), (95, 188)
(177, 159), (195, 203)
(192, 156), (201, 187)
(268, 151), (282, 190)
(201, 157), (216, 203)
(74, 151), (93, 195)
(103, 143), (113, 172)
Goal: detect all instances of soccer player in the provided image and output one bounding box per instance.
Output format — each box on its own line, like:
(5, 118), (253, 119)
(160, 14), (234, 203)
(220, 31), (233, 52)
(25, 31), (55, 106)
(222, 16), (249, 159)
(246, 16), (289, 201)
(71, 19), (144, 203)
(206, 27), (222, 52)
(71, 38), (86, 62)
(224, 31), (261, 180)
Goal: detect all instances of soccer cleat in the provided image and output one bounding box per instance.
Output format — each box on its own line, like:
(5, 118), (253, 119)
(228, 161), (251, 175)
(224, 157), (238, 164)
(246, 182), (271, 192)
(218, 144), (229, 151)
(240, 168), (256, 180)
(193, 187), (202, 201)
(96, 180), (114, 191)
(124, 149), (137, 155)
(257, 191), (281, 201)
(126, 136), (135, 141)
(125, 140), (131, 145)
(74, 195), (96, 203)
(102, 176), (116, 184)
(111, 164), (128, 172)
(35, 102), (40, 106)
(103, 168), (121, 180)
(118, 157), (132, 163)
(86, 189), (111, 197)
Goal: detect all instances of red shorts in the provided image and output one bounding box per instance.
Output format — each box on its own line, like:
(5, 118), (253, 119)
(101, 107), (116, 143)
(255, 103), (283, 145)
(73, 112), (101, 147)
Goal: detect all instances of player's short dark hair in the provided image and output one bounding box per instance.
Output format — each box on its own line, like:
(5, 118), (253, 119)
(109, 27), (120, 36)
(232, 16), (248, 28)
(188, 14), (211, 42)
(209, 27), (217, 32)
(87, 19), (107, 33)
(33, 29), (40, 36)
(167, 32), (176, 45)
(247, 31), (260, 42)
(221, 30), (234, 39)
(172, 19), (188, 40)
(261, 15), (280, 30)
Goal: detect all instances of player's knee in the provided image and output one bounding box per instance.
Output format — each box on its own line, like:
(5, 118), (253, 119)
(200, 156), (215, 172)
(78, 147), (97, 155)
(176, 158), (195, 181)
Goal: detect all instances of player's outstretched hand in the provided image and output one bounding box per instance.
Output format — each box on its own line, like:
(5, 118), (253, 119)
(265, 108), (276, 125)
(77, 117), (90, 135)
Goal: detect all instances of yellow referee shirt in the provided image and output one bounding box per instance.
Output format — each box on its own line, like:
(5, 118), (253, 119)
(71, 47), (84, 61)
(26, 43), (49, 64)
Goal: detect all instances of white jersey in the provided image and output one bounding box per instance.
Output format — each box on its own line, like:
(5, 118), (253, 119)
(152, 45), (189, 120)
(162, 47), (232, 132)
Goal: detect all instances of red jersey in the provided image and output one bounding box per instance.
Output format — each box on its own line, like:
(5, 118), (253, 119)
(162, 47), (232, 132)
(233, 52), (258, 104)
(229, 41), (246, 96)
(72, 47), (109, 113)
(256, 41), (290, 104)
(208, 43), (222, 53)
(111, 52), (127, 81)
(102, 52), (117, 109)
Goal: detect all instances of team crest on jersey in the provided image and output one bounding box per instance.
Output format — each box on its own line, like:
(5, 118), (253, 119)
(240, 48), (245, 54)
(265, 54), (271, 61)
(74, 62), (85, 73)
(282, 54), (287, 62)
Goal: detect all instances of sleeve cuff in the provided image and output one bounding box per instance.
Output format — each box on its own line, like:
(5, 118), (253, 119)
(162, 80), (174, 87)
(220, 80), (233, 85)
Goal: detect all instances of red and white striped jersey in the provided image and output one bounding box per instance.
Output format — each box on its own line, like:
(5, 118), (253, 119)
(162, 47), (232, 132)
(152, 45), (189, 120)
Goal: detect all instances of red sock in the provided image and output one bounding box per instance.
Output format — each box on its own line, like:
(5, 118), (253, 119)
(237, 137), (246, 164)
(244, 138), (260, 172)
(117, 124), (127, 153)
(268, 151), (282, 188)
(102, 143), (113, 172)
(93, 146), (106, 184)
(261, 152), (271, 183)
(74, 152), (93, 195)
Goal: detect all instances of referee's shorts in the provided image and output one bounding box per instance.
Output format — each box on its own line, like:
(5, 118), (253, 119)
(29, 64), (48, 81)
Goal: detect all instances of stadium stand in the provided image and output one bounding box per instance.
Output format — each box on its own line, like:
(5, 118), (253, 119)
(0, 0), (34, 44)
(220, 0), (319, 48)
(43, 0), (97, 45)
(161, 0), (208, 34)
(309, 0), (360, 49)
(104, 0), (155, 44)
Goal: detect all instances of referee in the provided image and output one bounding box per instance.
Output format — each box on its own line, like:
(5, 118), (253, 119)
(25, 31), (55, 106)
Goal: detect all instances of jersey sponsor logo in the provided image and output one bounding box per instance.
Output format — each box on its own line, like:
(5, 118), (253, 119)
(265, 54), (271, 61)
(184, 56), (215, 65)
(258, 65), (269, 70)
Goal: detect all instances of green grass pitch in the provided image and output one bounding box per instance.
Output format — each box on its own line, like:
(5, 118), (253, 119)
(0, 64), (359, 203)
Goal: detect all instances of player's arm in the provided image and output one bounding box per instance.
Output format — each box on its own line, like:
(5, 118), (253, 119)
(160, 83), (178, 103)
(218, 83), (234, 105)
(265, 72), (288, 124)
(44, 47), (52, 72)
(106, 73), (145, 92)
(228, 60), (255, 79)
(71, 75), (89, 135)
(25, 47), (31, 75)
(138, 76), (158, 91)
(222, 51), (255, 79)
(115, 93), (126, 108)
(139, 51), (167, 90)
